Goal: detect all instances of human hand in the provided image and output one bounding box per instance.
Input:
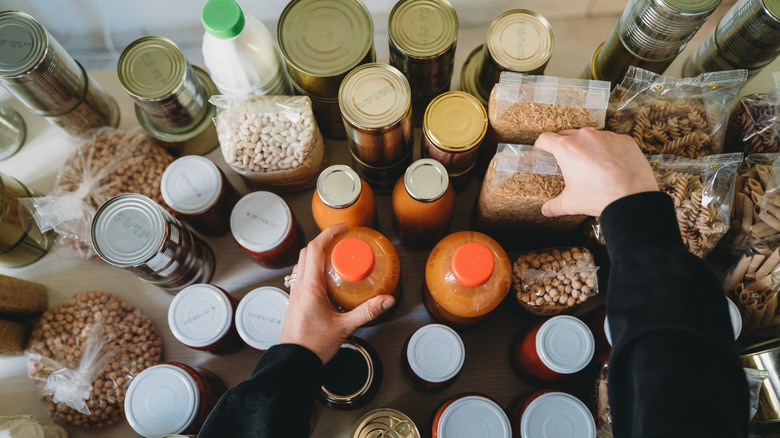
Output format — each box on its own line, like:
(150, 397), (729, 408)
(534, 128), (659, 217)
(278, 223), (396, 364)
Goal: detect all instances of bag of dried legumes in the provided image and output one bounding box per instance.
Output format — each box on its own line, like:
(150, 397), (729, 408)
(724, 72), (780, 154)
(605, 66), (747, 158)
(211, 95), (324, 191)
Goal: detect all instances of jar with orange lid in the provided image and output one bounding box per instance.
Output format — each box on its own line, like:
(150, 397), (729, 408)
(324, 227), (401, 318)
(507, 390), (596, 438)
(423, 231), (511, 327)
(392, 159), (455, 249)
(312, 165), (376, 231)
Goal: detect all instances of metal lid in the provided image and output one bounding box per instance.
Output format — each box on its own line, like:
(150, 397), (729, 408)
(764, 0), (780, 21)
(278, 0), (373, 77)
(486, 9), (554, 72)
(351, 408), (420, 438)
(520, 392), (597, 438)
(339, 63), (411, 129)
(168, 284), (233, 349)
(726, 297), (742, 340)
(316, 165), (362, 209)
(202, 0), (246, 39)
(91, 194), (166, 268)
(230, 191), (293, 254)
(536, 315), (595, 374)
(124, 364), (199, 437)
(403, 158), (449, 202)
(0, 11), (47, 78)
(424, 91), (487, 152)
(161, 156), (223, 216)
(388, 0), (458, 58)
(118, 36), (186, 100)
(407, 324), (464, 383)
(235, 286), (289, 351)
(437, 395), (511, 438)
(662, 0), (721, 14)
(459, 44), (488, 107)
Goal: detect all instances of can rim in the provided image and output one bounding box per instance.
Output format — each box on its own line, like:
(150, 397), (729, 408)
(351, 408), (420, 438)
(423, 91), (487, 152)
(0, 11), (48, 78)
(339, 63), (411, 130)
(317, 164), (362, 209)
(486, 9), (554, 73)
(117, 36), (186, 100)
(459, 44), (489, 107)
(388, 0), (458, 58)
(659, 0), (721, 14)
(320, 339), (375, 403)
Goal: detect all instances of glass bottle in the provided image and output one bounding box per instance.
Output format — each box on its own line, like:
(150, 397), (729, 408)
(168, 284), (242, 355)
(311, 165), (376, 231)
(0, 172), (53, 268)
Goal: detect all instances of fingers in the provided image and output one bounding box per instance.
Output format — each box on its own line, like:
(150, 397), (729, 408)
(303, 223), (348, 282)
(341, 295), (395, 331)
(542, 194), (566, 218)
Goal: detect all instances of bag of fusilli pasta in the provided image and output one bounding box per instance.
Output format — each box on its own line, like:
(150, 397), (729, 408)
(648, 153), (742, 258)
(606, 66), (747, 158)
(726, 154), (780, 250)
(725, 72), (780, 154)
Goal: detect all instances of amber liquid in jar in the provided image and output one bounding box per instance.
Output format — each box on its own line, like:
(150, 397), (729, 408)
(312, 165), (376, 231)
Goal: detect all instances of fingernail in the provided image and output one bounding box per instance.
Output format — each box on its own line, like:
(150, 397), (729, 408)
(382, 298), (394, 311)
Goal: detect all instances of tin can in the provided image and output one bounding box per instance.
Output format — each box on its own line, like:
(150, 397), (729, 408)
(0, 102), (25, 161)
(312, 164), (377, 231)
(350, 146), (413, 195)
(401, 324), (464, 391)
(0, 172), (53, 268)
(301, 85), (347, 140)
(91, 193), (216, 293)
(460, 45), (488, 106)
(742, 339), (780, 422)
(319, 336), (383, 410)
(235, 286), (290, 352)
(507, 390), (596, 438)
(351, 408), (420, 438)
(392, 159), (455, 248)
(432, 393), (511, 438)
(168, 284), (243, 355)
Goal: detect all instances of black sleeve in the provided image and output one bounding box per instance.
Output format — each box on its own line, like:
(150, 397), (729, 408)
(199, 343), (324, 438)
(601, 192), (748, 437)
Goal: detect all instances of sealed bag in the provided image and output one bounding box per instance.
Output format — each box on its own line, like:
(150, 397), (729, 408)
(724, 72), (780, 154)
(728, 154), (780, 249)
(723, 243), (780, 333)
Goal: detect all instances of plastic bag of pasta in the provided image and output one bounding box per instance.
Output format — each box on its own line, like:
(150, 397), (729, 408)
(724, 72), (780, 154)
(606, 66), (747, 158)
(727, 154), (780, 249)
(722, 242), (780, 333)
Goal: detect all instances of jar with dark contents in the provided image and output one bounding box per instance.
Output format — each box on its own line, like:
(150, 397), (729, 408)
(161, 156), (240, 237)
(0, 172), (54, 268)
(124, 362), (226, 437)
(312, 165), (377, 231)
(507, 390), (596, 438)
(91, 194), (216, 293)
(235, 286), (290, 352)
(168, 284), (243, 355)
(432, 393), (511, 438)
(402, 324), (464, 391)
(319, 336), (382, 410)
(230, 191), (305, 269)
(351, 408), (420, 438)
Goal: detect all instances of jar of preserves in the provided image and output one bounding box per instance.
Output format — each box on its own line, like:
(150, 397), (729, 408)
(235, 286), (290, 352)
(0, 172), (54, 268)
(319, 336), (382, 410)
(432, 393), (511, 438)
(324, 227), (401, 315)
(230, 191), (306, 269)
(511, 315), (595, 382)
(124, 362), (226, 438)
(507, 390), (596, 438)
(161, 156), (241, 237)
(402, 324), (464, 391)
(168, 284), (242, 355)
(392, 159), (455, 249)
(423, 231), (511, 327)
(351, 408), (420, 438)
(584, 306), (611, 364)
(312, 165), (376, 231)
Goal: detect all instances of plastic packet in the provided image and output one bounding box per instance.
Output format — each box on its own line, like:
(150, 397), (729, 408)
(592, 363), (611, 430)
(606, 66), (747, 158)
(723, 243), (780, 333)
(0, 416), (68, 437)
(211, 95), (324, 191)
(724, 72), (780, 153)
(727, 154), (780, 249)
(745, 368), (769, 421)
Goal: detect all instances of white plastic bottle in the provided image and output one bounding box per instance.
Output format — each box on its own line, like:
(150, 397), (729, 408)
(201, 0), (291, 96)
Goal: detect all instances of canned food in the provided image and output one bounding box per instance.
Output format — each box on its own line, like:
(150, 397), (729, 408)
(432, 393), (511, 438)
(312, 165), (377, 231)
(460, 45), (489, 106)
(508, 390), (596, 438)
(742, 339), (780, 421)
(392, 159), (455, 248)
(302, 86), (347, 140)
(235, 286), (289, 352)
(168, 284), (242, 355)
(402, 324), (464, 391)
(320, 336), (382, 410)
(351, 408), (420, 438)
(0, 102), (25, 161)
(0, 172), (53, 267)
(350, 146), (413, 195)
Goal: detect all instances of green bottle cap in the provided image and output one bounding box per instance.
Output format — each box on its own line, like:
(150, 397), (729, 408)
(202, 0), (246, 39)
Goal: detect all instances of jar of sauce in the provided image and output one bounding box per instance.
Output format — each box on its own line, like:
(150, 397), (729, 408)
(230, 191), (305, 269)
(584, 306), (611, 364)
(423, 231), (511, 327)
(392, 159), (455, 249)
(312, 165), (376, 231)
(432, 393), (511, 438)
(351, 408), (420, 438)
(167, 284), (242, 355)
(235, 286), (290, 352)
(124, 362), (226, 437)
(319, 336), (382, 410)
(324, 227), (401, 315)
(511, 315), (595, 382)
(402, 324), (465, 391)
(508, 390), (596, 438)
(161, 156), (241, 237)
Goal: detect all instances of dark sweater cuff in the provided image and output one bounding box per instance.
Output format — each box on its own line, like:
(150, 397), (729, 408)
(251, 343), (324, 382)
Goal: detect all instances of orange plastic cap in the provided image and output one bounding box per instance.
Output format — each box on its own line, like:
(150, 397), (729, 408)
(331, 237), (375, 282)
(451, 242), (495, 288)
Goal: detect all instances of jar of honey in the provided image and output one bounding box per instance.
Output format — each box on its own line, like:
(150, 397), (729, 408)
(324, 227), (401, 315)
(402, 324), (465, 391)
(507, 390), (596, 438)
(423, 231), (511, 327)
(432, 393), (511, 438)
(312, 165), (376, 231)
(235, 286), (290, 352)
(392, 159), (455, 249)
(319, 336), (382, 410)
(167, 284), (242, 355)
(230, 191), (305, 269)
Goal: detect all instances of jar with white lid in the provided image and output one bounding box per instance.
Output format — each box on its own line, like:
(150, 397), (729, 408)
(402, 324), (464, 391)
(235, 286), (290, 352)
(432, 393), (511, 438)
(168, 284), (242, 355)
(508, 390), (596, 438)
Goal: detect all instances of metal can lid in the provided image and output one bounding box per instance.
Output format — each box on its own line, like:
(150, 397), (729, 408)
(125, 364), (199, 437)
(424, 91), (487, 152)
(404, 158), (449, 202)
(487, 9), (554, 73)
(161, 156), (223, 216)
(278, 0), (373, 77)
(230, 191), (293, 254)
(235, 286), (289, 351)
(118, 36), (186, 100)
(407, 324), (464, 383)
(763, 0), (780, 20)
(437, 395), (511, 438)
(339, 63), (411, 130)
(520, 392), (596, 438)
(726, 297), (742, 340)
(317, 165), (362, 209)
(388, 0), (458, 58)
(91, 194), (167, 268)
(351, 408), (420, 438)
(662, 0), (721, 14)
(459, 45), (489, 107)
(0, 11), (47, 78)
(168, 284), (234, 349)
(536, 315), (595, 374)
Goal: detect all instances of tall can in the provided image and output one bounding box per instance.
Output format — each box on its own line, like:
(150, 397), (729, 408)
(0, 102), (26, 161)
(0, 172), (53, 268)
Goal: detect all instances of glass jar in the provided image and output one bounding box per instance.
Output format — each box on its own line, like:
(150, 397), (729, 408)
(511, 315), (595, 382)
(230, 191), (305, 269)
(423, 231), (511, 327)
(351, 408), (420, 438)
(168, 284), (242, 355)
(312, 165), (376, 231)
(235, 286), (290, 352)
(0, 102), (26, 161)
(392, 159), (455, 249)
(319, 336), (382, 410)
(161, 156), (240, 237)
(125, 362), (226, 437)
(584, 306), (611, 364)
(432, 393), (511, 438)
(402, 324), (464, 391)
(0, 172), (53, 268)
(507, 390), (596, 438)
(91, 194), (216, 293)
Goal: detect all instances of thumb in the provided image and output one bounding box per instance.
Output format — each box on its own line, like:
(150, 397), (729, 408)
(542, 195), (567, 217)
(342, 295), (395, 331)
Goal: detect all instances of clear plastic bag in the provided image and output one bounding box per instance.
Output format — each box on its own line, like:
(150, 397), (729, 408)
(606, 66), (747, 158)
(723, 243), (780, 333)
(592, 363), (611, 431)
(745, 367), (770, 421)
(0, 416), (68, 437)
(727, 154), (780, 249)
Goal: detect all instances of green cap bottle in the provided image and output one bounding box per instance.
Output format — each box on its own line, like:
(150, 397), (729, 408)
(202, 0), (245, 39)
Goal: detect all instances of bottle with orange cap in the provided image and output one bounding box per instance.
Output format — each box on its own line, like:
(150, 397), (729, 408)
(423, 231), (512, 328)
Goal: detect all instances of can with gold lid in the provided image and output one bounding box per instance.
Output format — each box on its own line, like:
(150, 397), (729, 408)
(350, 146), (414, 195)
(351, 408), (420, 438)
(460, 45), (488, 107)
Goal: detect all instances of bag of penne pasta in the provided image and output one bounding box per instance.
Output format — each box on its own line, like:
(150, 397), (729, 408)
(723, 72), (780, 154)
(723, 241), (780, 333)
(727, 154), (780, 250)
